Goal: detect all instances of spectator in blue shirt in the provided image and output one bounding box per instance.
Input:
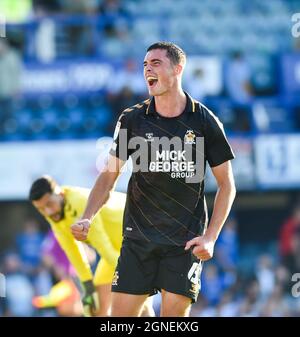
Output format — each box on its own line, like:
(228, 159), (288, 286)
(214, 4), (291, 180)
(16, 220), (45, 275)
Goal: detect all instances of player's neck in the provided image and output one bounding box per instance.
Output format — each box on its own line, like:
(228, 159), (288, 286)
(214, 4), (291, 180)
(154, 88), (186, 118)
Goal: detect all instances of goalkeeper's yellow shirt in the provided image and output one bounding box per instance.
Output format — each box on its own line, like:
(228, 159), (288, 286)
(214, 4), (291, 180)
(46, 186), (125, 284)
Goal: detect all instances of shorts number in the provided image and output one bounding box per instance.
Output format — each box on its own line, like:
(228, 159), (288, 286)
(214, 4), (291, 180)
(188, 262), (201, 285)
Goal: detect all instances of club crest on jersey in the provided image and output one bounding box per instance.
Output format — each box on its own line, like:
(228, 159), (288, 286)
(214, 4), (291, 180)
(184, 130), (196, 145)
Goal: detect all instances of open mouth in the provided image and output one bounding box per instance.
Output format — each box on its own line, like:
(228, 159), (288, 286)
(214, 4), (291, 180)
(147, 76), (158, 88)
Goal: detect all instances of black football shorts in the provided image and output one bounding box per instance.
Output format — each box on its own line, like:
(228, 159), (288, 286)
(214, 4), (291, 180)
(111, 237), (203, 303)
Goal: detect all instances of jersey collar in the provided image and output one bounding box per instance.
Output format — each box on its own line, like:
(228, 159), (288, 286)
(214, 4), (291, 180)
(145, 91), (196, 116)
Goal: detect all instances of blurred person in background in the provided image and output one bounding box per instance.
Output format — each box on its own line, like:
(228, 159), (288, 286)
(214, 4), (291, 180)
(29, 175), (154, 317)
(238, 278), (262, 317)
(214, 215), (239, 288)
(260, 284), (290, 317)
(288, 230), (300, 274)
(58, 0), (99, 56)
(274, 265), (290, 293)
(107, 59), (146, 97)
(0, 40), (22, 134)
(1, 252), (35, 316)
(224, 51), (252, 132)
(200, 263), (224, 307)
(96, 0), (131, 57)
(184, 67), (206, 102)
(99, 21), (133, 59)
(16, 220), (53, 302)
(225, 50), (252, 105)
(108, 86), (141, 120)
(215, 289), (239, 317)
(255, 254), (275, 300)
(106, 59), (146, 124)
(16, 220), (45, 277)
(279, 204), (300, 273)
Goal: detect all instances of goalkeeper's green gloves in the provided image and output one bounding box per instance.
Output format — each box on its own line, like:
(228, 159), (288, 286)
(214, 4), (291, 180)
(81, 280), (99, 317)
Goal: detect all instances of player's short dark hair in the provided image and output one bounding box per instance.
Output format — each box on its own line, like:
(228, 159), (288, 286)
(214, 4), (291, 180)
(29, 175), (58, 201)
(147, 42), (186, 66)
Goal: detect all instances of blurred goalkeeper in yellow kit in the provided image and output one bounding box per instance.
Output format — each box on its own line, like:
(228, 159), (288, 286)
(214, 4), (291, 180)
(29, 175), (153, 317)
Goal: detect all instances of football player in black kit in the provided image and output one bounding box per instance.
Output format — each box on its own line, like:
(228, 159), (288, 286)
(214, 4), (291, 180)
(72, 42), (236, 317)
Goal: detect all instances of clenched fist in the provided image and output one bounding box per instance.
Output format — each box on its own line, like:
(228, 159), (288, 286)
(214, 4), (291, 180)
(185, 235), (215, 261)
(71, 219), (91, 241)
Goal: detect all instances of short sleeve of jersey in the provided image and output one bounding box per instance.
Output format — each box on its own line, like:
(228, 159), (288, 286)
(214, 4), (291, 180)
(109, 112), (131, 161)
(204, 108), (235, 167)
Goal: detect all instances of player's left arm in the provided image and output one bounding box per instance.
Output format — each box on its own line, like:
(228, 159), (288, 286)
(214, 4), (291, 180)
(185, 160), (236, 260)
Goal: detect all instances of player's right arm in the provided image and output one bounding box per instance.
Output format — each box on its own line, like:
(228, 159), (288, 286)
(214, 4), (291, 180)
(72, 109), (131, 241)
(71, 154), (125, 241)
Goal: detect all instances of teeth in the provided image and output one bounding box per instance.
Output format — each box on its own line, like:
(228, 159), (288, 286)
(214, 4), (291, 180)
(147, 76), (158, 86)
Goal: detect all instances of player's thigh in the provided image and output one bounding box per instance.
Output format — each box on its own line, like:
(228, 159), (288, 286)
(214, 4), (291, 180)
(112, 238), (158, 295)
(156, 247), (202, 306)
(160, 289), (192, 317)
(111, 292), (149, 317)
